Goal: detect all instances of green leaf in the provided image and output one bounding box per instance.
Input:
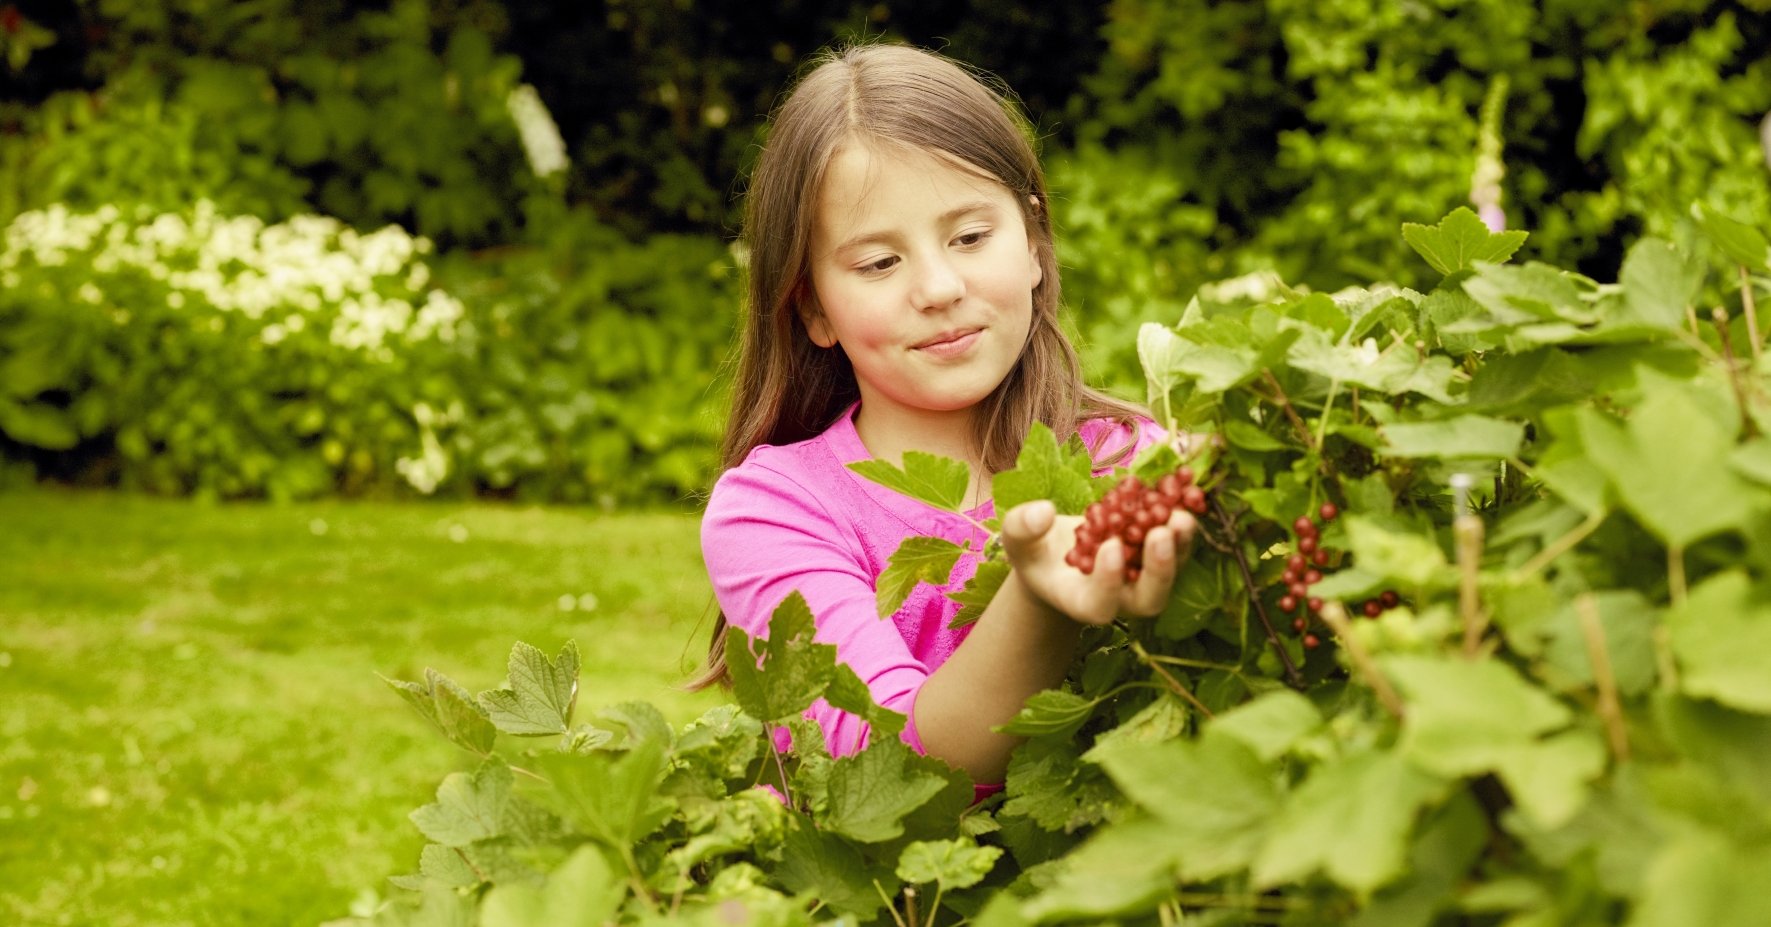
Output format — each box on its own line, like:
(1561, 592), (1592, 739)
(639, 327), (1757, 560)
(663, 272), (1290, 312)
(479, 845), (624, 927)
(725, 592), (834, 724)
(1342, 515), (1448, 589)
(1632, 831), (1771, 927)
(895, 838), (1003, 891)
(1139, 322), (1190, 408)
(1093, 733), (1280, 880)
(848, 451), (971, 512)
(1382, 416), (1525, 459)
(1492, 729), (1607, 830)
(385, 669), (496, 756)
(1459, 262), (1589, 326)
(822, 662), (908, 738)
(538, 739), (673, 848)
(1667, 570), (1771, 713)
(819, 737), (949, 843)
(876, 536), (967, 618)
(1349, 792), (1486, 927)
(996, 690), (1101, 738)
(1286, 329), (1459, 403)
(478, 641), (579, 736)
(1002, 737), (1114, 832)
(1694, 203), (1771, 271)
(417, 843), (480, 888)
(946, 559), (1008, 629)
(991, 421), (1097, 515)
(1537, 590), (1658, 697)
(410, 759), (516, 847)
(1253, 749), (1443, 894)
(774, 818), (890, 918)
(1402, 207), (1529, 275)
(1209, 689), (1323, 762)
(1619, 238), (1704, 330)
(1578, 382), (1751, 548)
(1385, 654), (1572, 776)
(1020, 818), (1182, 922)
(0, 399), (79, 450)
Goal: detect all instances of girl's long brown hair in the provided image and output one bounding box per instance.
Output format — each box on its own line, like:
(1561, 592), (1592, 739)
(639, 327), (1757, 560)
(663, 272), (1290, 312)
(690, 43), (1145, 689)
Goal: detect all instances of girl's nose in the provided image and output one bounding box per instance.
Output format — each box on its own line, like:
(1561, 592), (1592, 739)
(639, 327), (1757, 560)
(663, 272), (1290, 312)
(911, 254), (965, 311)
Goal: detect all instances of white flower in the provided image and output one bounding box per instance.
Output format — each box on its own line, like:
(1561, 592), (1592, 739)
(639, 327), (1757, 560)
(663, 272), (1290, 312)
(506, 84), (569, 178)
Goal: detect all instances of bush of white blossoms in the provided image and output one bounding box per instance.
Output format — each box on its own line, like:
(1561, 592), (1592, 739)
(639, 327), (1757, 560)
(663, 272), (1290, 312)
(0, 202), (466, 498)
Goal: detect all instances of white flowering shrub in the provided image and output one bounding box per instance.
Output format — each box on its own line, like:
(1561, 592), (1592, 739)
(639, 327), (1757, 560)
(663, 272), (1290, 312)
(0, 202), (737, 503)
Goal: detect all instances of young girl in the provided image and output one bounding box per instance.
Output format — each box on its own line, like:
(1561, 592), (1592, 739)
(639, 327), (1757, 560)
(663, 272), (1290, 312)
(697, 43), (1197, 788)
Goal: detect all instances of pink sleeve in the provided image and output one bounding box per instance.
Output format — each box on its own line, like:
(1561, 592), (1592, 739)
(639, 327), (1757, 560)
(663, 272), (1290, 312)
(701, 461), (927, 758)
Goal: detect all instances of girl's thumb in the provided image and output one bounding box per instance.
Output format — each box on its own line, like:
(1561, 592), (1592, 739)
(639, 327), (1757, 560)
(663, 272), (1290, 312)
(1001, 500), (1056, 548)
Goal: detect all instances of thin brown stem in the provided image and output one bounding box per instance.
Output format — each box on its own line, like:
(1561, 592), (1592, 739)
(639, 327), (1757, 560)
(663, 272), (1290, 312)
(1711, 307), (1760, 438)
(1576, 594), (1631, 763)
(1129, 638), (1216, 719)
(1318, 602), (1406, 719)
(1208, 493), (1304, 689)
(905, 886), (920, 927)
(1457, 513), (1488, 658)
(1262, 369), (1319, 453)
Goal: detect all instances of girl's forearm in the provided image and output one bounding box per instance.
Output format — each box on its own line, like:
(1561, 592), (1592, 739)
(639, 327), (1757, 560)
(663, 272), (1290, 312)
(910, 570), (1081, 784)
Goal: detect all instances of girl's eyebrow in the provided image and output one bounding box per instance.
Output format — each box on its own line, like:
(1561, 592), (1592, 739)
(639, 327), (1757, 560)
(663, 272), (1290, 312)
(832, 200), (1000, 253)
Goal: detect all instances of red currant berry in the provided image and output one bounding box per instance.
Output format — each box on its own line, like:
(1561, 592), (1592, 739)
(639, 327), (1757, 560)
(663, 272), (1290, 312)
(1304, 569), (1322, 585)
(1363, 599), (1383, 618)
(1125, 526), (1147, 547)
(1311, 548), (1329, 567)
(1279, 594), (1299, 612)
(1289, 581), (1309, 599)
(1157, 473), (1184, 502)
(1319, 502), (1339, 522)
(1380, 589), (1400, 608)
(1078, 554), (1095, 574)
(1303, 633), (1321, 649)
(1287, 553), (1307, 573)
(1294, 516), (1317, 537)
(1126, 567), (1141, 583)
(1307, 596), (1323, 612)
(1065, 548), (1081, 567)
(1176, 466), (1194, 486)
(1281, 568), (1300, 586)
(1298, 536), (1318, 555)
(1180, 486), (1207, 513)
(1292, 616), (1308, 632)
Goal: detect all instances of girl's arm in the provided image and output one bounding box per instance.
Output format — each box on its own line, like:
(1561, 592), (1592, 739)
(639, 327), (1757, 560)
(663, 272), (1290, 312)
(911, 500), (1196, 784)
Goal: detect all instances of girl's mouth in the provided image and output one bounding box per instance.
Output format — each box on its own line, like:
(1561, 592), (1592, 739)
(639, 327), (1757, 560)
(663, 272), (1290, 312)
(915, 328), (982, 357)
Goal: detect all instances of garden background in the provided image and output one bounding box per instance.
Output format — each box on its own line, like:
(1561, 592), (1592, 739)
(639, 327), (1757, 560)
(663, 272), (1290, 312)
(2, 0), (1769, 924)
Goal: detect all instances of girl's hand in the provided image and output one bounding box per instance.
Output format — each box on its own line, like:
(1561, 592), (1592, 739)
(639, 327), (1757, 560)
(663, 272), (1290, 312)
(1000, 499), (1198, 626)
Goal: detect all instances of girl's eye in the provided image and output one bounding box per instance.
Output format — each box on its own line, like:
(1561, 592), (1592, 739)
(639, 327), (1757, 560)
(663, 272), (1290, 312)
(954, 229), (993, 248)
(859, 256), (899, 274)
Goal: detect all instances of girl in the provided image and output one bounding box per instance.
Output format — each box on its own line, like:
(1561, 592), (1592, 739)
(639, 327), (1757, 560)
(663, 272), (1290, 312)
(696, 43), (1198, 788)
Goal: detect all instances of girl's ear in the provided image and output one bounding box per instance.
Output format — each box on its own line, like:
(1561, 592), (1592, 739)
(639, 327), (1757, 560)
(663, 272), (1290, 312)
(796, 283), (837, 348)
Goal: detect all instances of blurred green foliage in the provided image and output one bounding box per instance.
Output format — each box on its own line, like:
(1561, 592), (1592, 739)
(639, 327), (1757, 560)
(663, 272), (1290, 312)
(2, 0), (1768, 499)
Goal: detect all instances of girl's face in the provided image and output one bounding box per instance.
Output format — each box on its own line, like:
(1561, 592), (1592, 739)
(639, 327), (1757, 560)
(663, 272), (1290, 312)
(803, 141), (1042, 437)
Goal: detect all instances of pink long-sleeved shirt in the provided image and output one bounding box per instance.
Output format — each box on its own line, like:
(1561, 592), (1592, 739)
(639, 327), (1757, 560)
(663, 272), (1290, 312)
(701, 402), (1156, 767)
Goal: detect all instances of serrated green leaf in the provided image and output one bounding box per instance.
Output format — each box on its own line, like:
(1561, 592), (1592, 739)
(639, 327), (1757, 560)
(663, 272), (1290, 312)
(1093, 733), (1279, 880)
(997, 690), (1101, 738)
(1342, 515), (1448, 589)
(386, 669), (497, 756)
(1349, 792), (1486, 927)
(1667, 571), (1771, 713)
(876, 536), (967, 617)
(1286, 329), (1459, 403)
(1209, 689), (1323, 762)
(588, 701), (673, 751)
(823, 662), (907, 738)
(725, 592), (834, 724)
(896, 838), (1003, 891)
(1493, 728), (1607, 830)
(1403, 207), (1529, 275)
(479, 845), (624, 927)
(1002, 737), (1114, 832)
(775, 818), (891, 918)
(1632, 831), (1771, 927)
(1694, 203), (1771, 271)
(1020, 818), (1182, 922)
(947, 559), (1008, 629)
(992, 421), (1097, 515)
(418, 843), (480, 888)
(1462, 262), (1589, 325)
(1579, 382), (1750, 548)
(1224, 417), (1287, 451)
(849, 452), (971, 512)
(1382, 416), (1525, 459)
(1619, 237), (1705, 330)
(410, 759), (515, 847)
(1139, 322), (1189, 407)
(538, 739), (673, 848)
(1252, 750), (1443, 894)
(820, 737), (949, 843)
(478, 641), (579, 736)
(1386, 655), (1572, 776)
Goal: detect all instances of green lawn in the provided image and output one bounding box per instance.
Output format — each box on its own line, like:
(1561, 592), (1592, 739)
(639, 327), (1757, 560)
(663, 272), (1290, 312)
(0, 489), (725, 926)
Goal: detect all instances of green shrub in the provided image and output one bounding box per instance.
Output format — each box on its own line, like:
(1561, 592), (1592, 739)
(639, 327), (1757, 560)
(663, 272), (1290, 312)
(0, 202), (739, 503)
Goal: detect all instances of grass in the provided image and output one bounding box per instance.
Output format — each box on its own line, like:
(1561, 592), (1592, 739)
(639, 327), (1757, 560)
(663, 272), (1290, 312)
(0, 488), (726, 926)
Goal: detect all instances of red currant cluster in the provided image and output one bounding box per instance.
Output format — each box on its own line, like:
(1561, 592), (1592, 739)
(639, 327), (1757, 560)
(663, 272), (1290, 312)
(1065, 468), (1207, 582)
(1277, 502), (1403, 649)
